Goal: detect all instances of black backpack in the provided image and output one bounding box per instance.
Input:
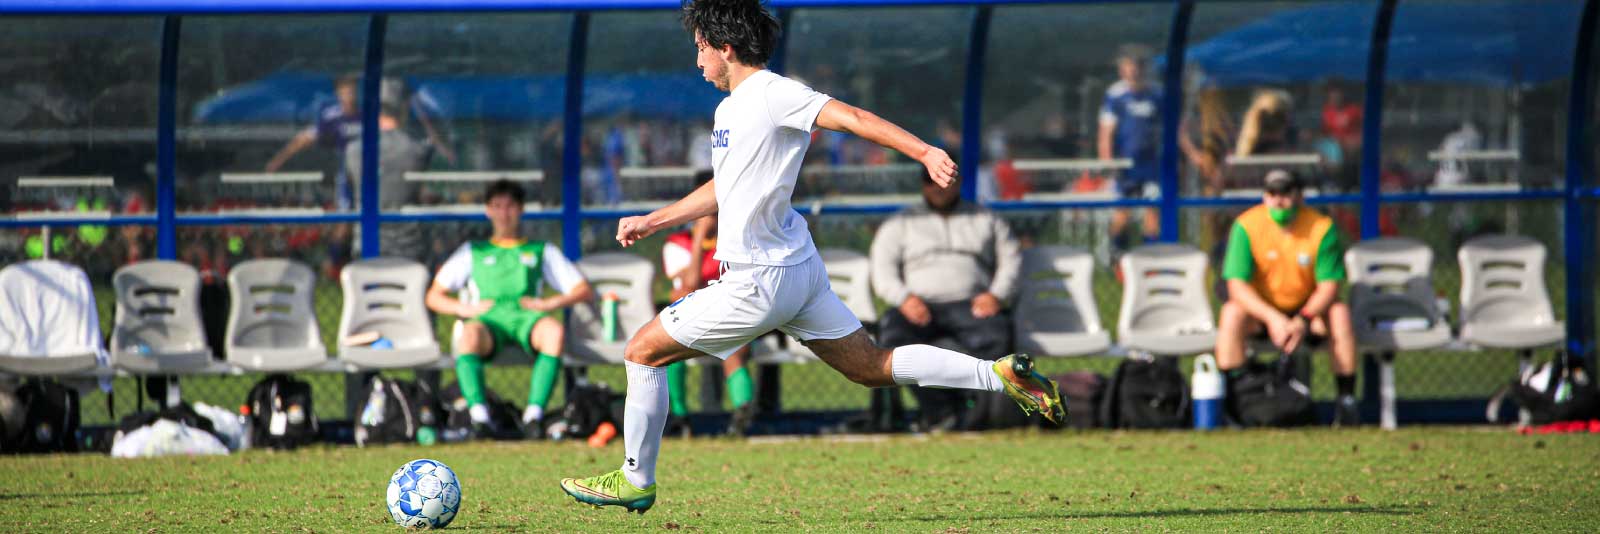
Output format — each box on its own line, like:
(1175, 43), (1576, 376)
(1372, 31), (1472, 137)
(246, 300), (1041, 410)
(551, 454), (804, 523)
(1229, 355), (1316, 427)
(1100, 355), (1189, 429)
(440, 382), (522, 441)
(1488, 351), (1599, 425)
(244, 374), (319, 450)
(0, 380), (80, 454)
(355, 376), (443, 446)
(551, 379), (625, 440)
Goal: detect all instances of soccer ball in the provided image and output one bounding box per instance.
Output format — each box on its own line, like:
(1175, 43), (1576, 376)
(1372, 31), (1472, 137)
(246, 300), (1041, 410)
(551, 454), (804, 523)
(386, 459), (462, 529)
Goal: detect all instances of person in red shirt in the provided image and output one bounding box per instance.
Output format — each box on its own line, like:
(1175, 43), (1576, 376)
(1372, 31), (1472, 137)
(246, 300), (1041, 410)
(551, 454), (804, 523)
(1321, 85), (1362, 150)
(659, 170), (757, 436)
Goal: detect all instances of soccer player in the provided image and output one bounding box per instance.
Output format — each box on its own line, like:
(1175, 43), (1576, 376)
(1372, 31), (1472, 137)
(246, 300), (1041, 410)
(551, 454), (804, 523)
(559, 0), (1065, 514)
(1098, 45), (1162, 260)
(425, 179), (593, 437)
(659, 170), (758, 437)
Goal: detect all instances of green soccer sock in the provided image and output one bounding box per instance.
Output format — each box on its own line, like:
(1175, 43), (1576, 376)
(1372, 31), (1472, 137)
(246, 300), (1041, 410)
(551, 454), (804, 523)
(666, 361), (688, 417)
(455, 354), (487, 407)
(726, 366), (754, 409)
(527, 353), (563, 410)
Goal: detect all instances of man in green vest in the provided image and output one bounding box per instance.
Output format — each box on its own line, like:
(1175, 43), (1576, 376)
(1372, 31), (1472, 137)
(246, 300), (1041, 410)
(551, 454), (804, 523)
(426, 179), (593, 437)
(1217, 169), (1359, 426)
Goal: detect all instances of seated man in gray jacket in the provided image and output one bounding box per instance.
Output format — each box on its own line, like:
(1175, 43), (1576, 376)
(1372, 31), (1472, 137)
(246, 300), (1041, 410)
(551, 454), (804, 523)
(868, 169), (1022, 431)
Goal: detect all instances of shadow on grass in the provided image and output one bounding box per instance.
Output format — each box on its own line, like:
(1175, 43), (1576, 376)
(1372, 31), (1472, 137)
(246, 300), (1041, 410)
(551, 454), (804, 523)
(0, 490), (143, 500)
(752, 504), (1422, 525)
(1062, 504), (1423, 520)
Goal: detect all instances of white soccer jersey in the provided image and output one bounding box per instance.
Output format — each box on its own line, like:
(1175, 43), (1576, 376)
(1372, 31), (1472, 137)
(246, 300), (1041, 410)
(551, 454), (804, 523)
(709, 70), (832, 267)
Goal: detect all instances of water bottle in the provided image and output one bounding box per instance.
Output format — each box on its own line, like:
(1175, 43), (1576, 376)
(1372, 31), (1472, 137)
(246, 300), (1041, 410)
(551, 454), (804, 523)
(1192, 354), (1224, 430)
(238, 405), (253, 450)
(416, 426), (438, 446)
(601, 292), (620, 342)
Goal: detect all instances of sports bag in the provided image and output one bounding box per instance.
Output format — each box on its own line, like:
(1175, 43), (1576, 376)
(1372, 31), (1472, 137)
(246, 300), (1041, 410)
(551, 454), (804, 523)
(1488, 351), (1599, 425)
(1056, 371), (1107, 429)
(1100, 355), (1189, 429)
(244, 374), (319, 450)
(550, 379), (625, 440)
(440, 381), (521, 441)
(1229, 355), (1316, 427)
(356, 376), (443, 446)
(0, 379), (80, 453)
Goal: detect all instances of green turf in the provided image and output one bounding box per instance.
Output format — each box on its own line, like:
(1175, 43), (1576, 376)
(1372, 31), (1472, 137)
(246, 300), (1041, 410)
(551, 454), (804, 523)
(8, 427), (1596, 532)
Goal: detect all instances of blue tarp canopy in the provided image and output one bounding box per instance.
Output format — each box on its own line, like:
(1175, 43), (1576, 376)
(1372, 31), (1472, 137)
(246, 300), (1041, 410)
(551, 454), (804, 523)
(194, 71), (722, 123)
(1180, 1), (1582, 87)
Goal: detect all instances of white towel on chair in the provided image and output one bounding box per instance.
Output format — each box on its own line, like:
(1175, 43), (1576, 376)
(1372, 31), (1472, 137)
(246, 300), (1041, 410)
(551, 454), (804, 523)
(0, 260), (109, 367)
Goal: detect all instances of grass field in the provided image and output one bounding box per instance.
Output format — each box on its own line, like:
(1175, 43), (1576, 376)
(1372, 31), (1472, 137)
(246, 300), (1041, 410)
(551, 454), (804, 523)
(9, 427), (1597, 532)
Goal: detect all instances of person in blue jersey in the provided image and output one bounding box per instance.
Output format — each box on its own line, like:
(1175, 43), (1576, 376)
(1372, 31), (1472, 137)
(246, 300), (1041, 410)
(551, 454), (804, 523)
(1097, 46), (1163, 260)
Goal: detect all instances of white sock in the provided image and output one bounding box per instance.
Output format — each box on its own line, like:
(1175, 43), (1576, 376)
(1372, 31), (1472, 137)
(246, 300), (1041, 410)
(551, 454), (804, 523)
(468, 404), (491, 424)
(522, 405), (543, 425)
(621, 361), (669, 489)
(889, 344), (1004, 392)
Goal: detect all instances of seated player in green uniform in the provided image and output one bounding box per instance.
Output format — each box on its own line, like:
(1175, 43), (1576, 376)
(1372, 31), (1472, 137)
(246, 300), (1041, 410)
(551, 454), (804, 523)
(425, 179), (593, 436)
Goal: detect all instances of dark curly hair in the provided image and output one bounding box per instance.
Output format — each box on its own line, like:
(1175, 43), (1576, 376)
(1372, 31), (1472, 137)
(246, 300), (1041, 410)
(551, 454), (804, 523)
(483, 178), (526, 205)
(681, 0), (781, 67)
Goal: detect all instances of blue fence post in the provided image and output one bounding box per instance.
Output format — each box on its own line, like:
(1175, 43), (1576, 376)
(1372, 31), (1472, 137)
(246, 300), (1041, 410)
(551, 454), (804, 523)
(156, 16), (181, 260)
(1358, 0), (1398, 421)
(359, 15), (387, 258)
(561, 13), (590, 261)
(959, 6), (992, 202)
(1359, 0), (1397, 240)
(1565, 0), (1597, 370)
(1156, 0), (1193, 242)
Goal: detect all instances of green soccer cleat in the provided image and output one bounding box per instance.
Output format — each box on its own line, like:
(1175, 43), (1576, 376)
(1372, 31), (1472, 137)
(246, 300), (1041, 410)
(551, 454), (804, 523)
(994, 353), (1067, 425)
(560, 469), (657, 514)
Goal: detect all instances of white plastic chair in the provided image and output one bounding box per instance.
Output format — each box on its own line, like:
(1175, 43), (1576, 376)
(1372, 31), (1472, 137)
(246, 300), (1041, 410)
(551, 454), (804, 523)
(768, 248), (878, 364)
(565, 252), (656, 366)
(1116, 244), (1216, 356)
(1345, 237), (1453, 429)
(1344, 237), (1453, 351)
(0, 260), (108, 376)
(110, 260), (216, 373)
(337, 257), (444, 369)
(1013, 245), (1111, 357)
(1457, 235), (1564, 350)
(225, 258), (328, 371)
(1459, 234), (1565, 424)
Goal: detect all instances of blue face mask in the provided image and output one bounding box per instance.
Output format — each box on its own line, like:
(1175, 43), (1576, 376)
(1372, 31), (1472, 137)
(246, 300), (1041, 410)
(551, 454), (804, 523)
(1268, 206), (1297, 226)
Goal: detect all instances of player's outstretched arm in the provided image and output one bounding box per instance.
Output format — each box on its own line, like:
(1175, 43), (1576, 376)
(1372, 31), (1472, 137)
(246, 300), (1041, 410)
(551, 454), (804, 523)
(616, 178), (719, 247)
(814, 100), (958, 188)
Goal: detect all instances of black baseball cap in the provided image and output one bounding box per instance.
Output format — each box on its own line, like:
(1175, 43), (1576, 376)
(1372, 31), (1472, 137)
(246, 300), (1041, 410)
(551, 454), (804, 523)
(1263, 169), (1303, 194)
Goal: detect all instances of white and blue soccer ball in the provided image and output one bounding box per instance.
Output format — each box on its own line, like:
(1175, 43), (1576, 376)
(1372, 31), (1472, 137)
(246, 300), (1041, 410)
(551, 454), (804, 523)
(386, 459), (462, 529)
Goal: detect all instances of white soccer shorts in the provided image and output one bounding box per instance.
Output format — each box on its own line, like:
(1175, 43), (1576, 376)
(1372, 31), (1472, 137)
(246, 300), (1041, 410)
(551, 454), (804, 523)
(659, 253), (861, 359)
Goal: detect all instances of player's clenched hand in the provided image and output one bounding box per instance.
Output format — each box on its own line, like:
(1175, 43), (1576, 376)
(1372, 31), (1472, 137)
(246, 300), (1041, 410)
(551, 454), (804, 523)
(616, 215), (655, 247)
(918, 146), (959, 188)
(455, 299), (494, 319)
